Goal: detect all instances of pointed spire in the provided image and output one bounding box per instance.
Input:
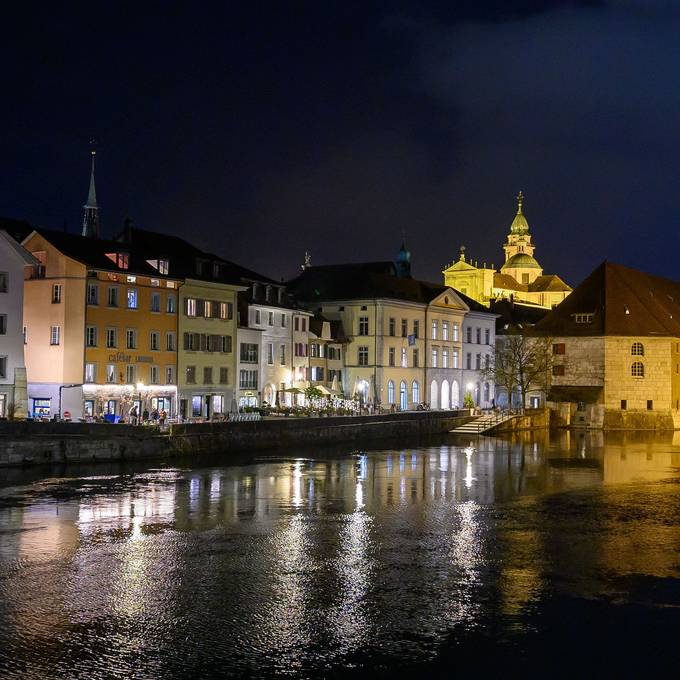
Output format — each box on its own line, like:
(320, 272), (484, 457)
(516, 190), (524, 214)
(510, 190), (529, 235)
(82, 144), (100, 238)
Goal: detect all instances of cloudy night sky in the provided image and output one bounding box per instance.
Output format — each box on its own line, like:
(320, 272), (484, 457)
(1, 1), (678, 285)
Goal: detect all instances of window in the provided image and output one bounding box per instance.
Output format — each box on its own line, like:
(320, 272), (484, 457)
(86, 326), (97, 347)
(413, 320), (419, 338)
(359, 316), (369, 336)
(85, 363), (96, 383)
(631, 342), (644, 356)
(485, 328), (490, 345)
(0, 356), (5, 379)
(310, 343), (319, 358)
(127, 288), (138, 309)
(239, 370), (258, 389)
(432, 320), (438, 340)
(125, 364), (135, 383)
(50, 326), (60, 345)
(0, 315), (6, 335)
(466, 327), (472, 343)
(201, 300), (211, 318)
(280, 344), (286, 365)
(387, 380), (395, 404)
(150, 293), (160, 312)
(150, 331), (160, 351)
(106, 364), (116, 383)
(453, 322), (459, 342)
(631, 361), (644, 378)
(165, 366), (175, 384)
(267, 343), (274, 365)
(166, 332), (176, 351)
(186, 298), (197, 317)
(475, 328), (481, 344)
(294, 316), (299, 331)
(0, 272), (7, 292)
(108, 286), (119, 307)
(52, 284), (62, 304)
(432, 348), (438, 368)
(23, 326), (27, 344)
(219, 302), (232, 320)
(281, 314), (287, 328)
(621, 399), (627, 410)
(401, 348), (407, 368)
(150, 365), (159, 384)
(575, 313), (594, 323)
(389, 318), (395, 336)
(552, 365), (565, 376)
(358, 346), (369, 366)
(475, 353), (481, 370)
(158, 259), (169, 275)
(647, 400), (654, 411)
(401, 319), (407, 337)
(485, 354), (490, 370)
(294, 342), (307, 357)
(453, 349), (459, 369)
(240, 343), (258, 363)
(204, 367), (213, 384)
(553, 343), (566, 355)
(105, 328), (117, 348)
(413, 349), (419, 368)
(522, 273), (530, 285)
(219, 367), (228, 384)
(412, 381), (420, 404)
(186, 366), (196, 384)
(166, 294), (176, 314)
(466, 352), (471, 370)
(87, 283), (98, 305)
(442, 348), (449, 368)
(388, 347), (395, 367)
(267, 311), (274, 326)
(220, 335), (232, 353)
(126, 329), (137, 350)
(105, 252), (129, 269)
(442, 321), (449, 341)
(127, 276), (137, 284)
(254, 309), (261, 325)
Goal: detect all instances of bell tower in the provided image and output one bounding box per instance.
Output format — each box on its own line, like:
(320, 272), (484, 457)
(82, 147), (100, 238)
(503, 191), (535, 262)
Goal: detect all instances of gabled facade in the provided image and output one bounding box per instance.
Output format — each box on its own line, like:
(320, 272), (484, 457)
(534, 262), (680, 429)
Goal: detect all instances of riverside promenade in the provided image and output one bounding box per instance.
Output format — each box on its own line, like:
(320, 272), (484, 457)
(0, 410), (473, 467)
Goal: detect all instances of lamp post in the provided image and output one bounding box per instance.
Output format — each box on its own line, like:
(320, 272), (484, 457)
(136, 382), (144, 423)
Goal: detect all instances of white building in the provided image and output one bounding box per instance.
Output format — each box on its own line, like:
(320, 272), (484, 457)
(0, 230), (36, 418)
(460, 305), (498, 408)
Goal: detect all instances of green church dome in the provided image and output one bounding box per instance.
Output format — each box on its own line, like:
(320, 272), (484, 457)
(510, 190), (530, 235)
(502, 253), (542, 269)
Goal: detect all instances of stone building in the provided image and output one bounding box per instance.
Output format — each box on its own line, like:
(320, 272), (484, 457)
(534, 261), (680, 429)
(443, 192), (571, 309)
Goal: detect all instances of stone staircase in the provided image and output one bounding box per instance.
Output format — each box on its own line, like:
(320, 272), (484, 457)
(450, 412), (516, 435)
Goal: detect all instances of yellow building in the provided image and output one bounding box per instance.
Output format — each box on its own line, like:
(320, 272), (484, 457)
(443, 192), (571, 309)
(22, 229), (180, 419)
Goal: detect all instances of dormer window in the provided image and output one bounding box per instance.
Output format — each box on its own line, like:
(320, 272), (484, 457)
(212, 263), (220, 278)
(252, 283), (259, 299)
(278, 288), (284, 304)
(266, 285), (272, 302)
(195, 259), (203, 276)
(574, 313), (594, 324)
(146, 259), (169, 275)
(105, 252), (129, 270)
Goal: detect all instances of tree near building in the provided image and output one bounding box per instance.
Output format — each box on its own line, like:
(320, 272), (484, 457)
(481, 331), (553, 410)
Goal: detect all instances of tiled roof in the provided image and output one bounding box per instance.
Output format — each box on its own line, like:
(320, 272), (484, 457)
(534, 261), (680, 337)
(528, 274), (571, 292)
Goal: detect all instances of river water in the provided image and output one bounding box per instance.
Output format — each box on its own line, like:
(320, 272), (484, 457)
(2, 431), (680, 678)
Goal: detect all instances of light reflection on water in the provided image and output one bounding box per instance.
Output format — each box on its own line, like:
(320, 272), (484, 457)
(2, 431), (680, 677)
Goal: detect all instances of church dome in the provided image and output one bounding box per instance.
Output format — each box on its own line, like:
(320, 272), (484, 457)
(510, 190), (530, 235)
(502, 253), (541, 269)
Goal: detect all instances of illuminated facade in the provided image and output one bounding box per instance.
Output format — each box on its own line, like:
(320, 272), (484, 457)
(443, 192), (571, 309)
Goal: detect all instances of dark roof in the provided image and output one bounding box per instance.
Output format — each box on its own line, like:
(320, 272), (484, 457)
(493, 272), (525, 291)
(287, 264), (452, 305)
(490, 298), (550, 333)
(309, 313), (348, 342)
(534, 261), (680, 337)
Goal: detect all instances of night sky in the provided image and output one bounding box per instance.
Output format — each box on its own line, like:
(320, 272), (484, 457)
(2, 1), (679, 286)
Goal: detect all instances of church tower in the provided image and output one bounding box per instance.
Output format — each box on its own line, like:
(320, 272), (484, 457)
(82, 148), (100, 238)
(500, 191), (542, 285)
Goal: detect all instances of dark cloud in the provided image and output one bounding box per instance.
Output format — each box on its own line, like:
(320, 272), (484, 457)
(1, 1), (678, 286)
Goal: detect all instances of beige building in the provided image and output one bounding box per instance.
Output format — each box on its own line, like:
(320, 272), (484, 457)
(534, 261), (680, 429)
(443, 192), (571, 309)
(288, 255), (474, 410)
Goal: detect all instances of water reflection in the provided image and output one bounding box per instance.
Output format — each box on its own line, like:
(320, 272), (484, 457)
(2, 432), (680, 677)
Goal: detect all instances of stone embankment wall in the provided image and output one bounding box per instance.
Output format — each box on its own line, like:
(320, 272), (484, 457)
(488, 408), (550, 433)
(0, 411), (472, 467)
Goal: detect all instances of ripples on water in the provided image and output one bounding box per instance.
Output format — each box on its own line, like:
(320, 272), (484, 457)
(2, 431), (680, 678)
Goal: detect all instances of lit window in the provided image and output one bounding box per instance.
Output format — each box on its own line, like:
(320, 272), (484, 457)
(85, 363), (96, 383)
(167, 294), (176, 314)
(387, 380), (395, 404)
(631, 361), (644, 377)
(127, 276), (136, 283)
(575, 313), (594, 323)
(358, 346), (369, 366)
(127, 288), (138, 309)
(51, 284), (62, 304)
(50, 326), (60, 345)
(86, 326), (97, 347)
(105, 252), (129, 269)
(106, 364), (116, 383)
(412, 381), (420, 404)
(186, 298), (197, 317)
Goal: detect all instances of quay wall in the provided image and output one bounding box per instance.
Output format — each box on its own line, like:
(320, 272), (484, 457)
(488, 408), (550, 433)
(0, 411), (472, 467)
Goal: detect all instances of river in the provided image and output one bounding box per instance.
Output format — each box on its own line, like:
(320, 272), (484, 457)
(2, 430), (680, 678)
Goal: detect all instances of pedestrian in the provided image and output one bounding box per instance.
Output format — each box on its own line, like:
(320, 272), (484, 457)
(142, 408), (149, 424)
(129, 405), (138, 426)
(159, 408), (167, 425)
(151, 408), (159, 423)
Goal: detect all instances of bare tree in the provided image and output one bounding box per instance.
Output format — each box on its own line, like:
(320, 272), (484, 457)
(482, 332), (553, 411)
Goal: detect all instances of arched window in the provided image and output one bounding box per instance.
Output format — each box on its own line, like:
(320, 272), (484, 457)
(631, 342), (644, 356)
(631, 361), (645, 377)
(412, 380), (420, 405)
(484, 382), (490, 403)
(387, 380), (395, 404)
(400, 381), (408, 411)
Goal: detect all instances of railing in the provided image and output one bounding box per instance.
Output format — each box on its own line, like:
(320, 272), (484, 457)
(469, 409), (518, 434)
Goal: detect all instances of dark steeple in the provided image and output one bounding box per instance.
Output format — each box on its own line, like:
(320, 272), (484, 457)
(395, 241), (411, 278)
(82, 147), (100, 238)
